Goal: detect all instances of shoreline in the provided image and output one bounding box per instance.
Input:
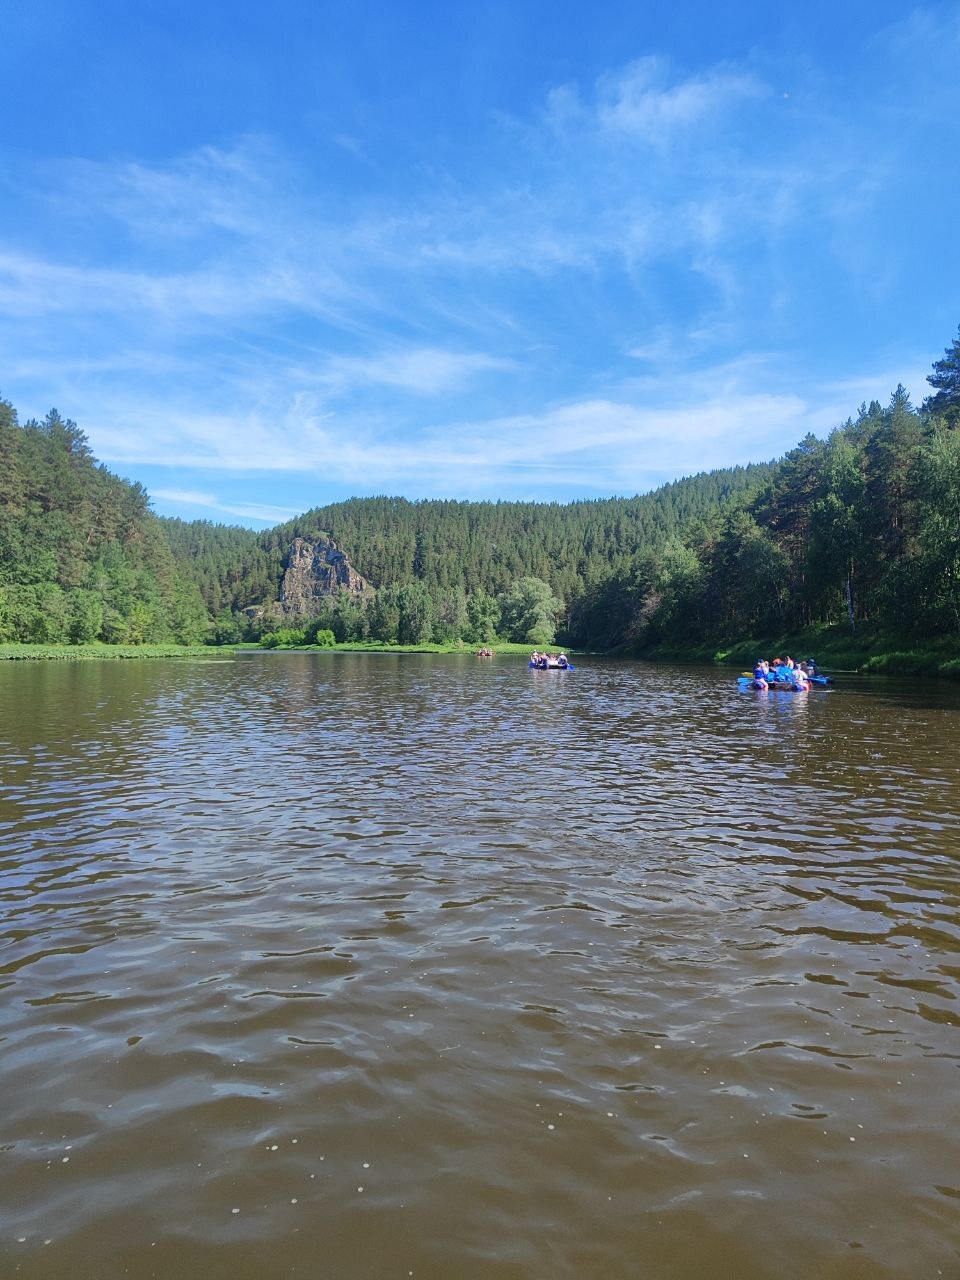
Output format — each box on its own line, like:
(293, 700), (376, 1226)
(4, 634), (958, 677)
(0, 641), (549, 662)
(631, 624), (960, 679)
(0, 644), (242, 662)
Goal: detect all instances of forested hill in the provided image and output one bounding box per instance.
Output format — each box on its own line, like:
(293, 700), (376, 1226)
(257, 465), (775, 602)
(2, 322), (959, 651)
(0, 400), (208, 644)
(0, 389), (774, 646)
(567, 337), (960, 653)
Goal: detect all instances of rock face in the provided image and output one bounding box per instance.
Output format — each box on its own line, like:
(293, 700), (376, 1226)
(279, 536), (371, 616)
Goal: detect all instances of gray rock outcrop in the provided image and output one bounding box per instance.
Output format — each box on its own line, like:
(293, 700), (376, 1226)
(279, 536), (371, 616)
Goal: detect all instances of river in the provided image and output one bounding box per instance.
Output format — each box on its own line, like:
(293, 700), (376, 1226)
(1, 653), (958, 1279)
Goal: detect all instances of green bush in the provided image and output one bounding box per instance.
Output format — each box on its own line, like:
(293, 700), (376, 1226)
(260, 628), (306, 649)
(860, 651), (941, 675)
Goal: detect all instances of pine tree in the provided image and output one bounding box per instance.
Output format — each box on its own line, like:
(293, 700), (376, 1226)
(923, 324), (960, 426)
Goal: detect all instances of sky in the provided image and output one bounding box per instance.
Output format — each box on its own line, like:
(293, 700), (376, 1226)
(1, 0), (959, 527)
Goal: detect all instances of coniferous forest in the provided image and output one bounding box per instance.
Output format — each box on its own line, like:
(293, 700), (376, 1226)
(2, 325), (959, 659)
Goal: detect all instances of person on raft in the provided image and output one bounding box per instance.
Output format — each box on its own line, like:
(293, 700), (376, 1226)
(557, 653), (569, 668)
(758, 658), (808, 689)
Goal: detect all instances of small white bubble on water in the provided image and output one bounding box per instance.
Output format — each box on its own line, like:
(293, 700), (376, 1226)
(362, 1162), (370, 1168)
(232, 1208), (240, 1215)
(290, 1198), (298, 1204)
(61, 1157), (69, 1164)
(357, 1186), (364, 1193)
(547, 1124), (555, 1131)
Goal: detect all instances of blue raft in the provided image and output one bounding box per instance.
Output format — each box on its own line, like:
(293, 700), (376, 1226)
(738, 671), (831, 691)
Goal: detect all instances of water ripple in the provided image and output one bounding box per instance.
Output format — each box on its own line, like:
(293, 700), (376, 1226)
(1, 654), (959, 1278)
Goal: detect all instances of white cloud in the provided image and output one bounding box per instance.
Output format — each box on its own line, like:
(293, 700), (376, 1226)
(0, 248), (355, 326)
(150, 488), (301, 524)
(595, 56), (766, 141)
(1, 35), (948, 518)
(53, 137), (290, 242)
(83, 354), (877, 500)
(317, 347), (515, 395)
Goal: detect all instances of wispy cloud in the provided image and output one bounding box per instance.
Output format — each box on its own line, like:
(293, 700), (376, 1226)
(317, 347), (515, 395)
(595, 56), (766, 141)
(83, 348), (914, 502)
(2, 19), (953, 518)
(150, 488), (301, 524)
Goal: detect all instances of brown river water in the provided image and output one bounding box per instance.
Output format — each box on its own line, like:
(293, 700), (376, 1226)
(1, 653), (959, 1280)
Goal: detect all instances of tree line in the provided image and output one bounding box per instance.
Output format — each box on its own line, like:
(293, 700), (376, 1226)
(567, 327), (960, 651)
(0, 403), (208, 644)
(2, 324), (958, 651)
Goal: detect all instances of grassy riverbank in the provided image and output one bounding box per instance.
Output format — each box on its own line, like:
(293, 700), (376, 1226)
(0, 644), (238, 662)
(248, 640), (546, 655)
(0, 640), (550, 661)
(634, 624), (960, 678)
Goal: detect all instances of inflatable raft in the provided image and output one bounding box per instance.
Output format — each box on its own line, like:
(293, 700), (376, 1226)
(529, 659), (574, 670)
(738, 671), (830, 691)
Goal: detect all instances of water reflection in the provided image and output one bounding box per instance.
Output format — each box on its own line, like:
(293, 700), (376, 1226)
(1, 654), (958, 1279)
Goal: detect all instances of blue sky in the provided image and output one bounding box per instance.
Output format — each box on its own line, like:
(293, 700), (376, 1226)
(2, 1), (959, 526)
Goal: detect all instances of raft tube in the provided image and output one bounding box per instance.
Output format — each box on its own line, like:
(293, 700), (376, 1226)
(738, 675), (824, 691)
(739, 670), (831, 689)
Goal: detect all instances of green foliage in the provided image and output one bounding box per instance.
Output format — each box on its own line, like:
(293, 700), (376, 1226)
(260, 628), (307, 648)
(465, 587), (500, 643)
(67, 590), (105, 644)
(0, 398), (209, 646)
(259, 465), (774, 607)
(209, 611), (243, 645)
(498, 576), (561, 644)
(4, 321), (960, 660)
(598, 326), (960, 657)
(860, 651), (941, 675)
(396, 581), (434, 645)
(923, 324), (960, 426)
(0, 644), (230, 661)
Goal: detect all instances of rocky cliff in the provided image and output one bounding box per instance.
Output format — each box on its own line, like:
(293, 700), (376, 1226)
(279, 536), (371, 616)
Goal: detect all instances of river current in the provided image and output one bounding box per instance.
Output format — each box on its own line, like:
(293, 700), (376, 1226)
(1, 653), (958, 1279)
